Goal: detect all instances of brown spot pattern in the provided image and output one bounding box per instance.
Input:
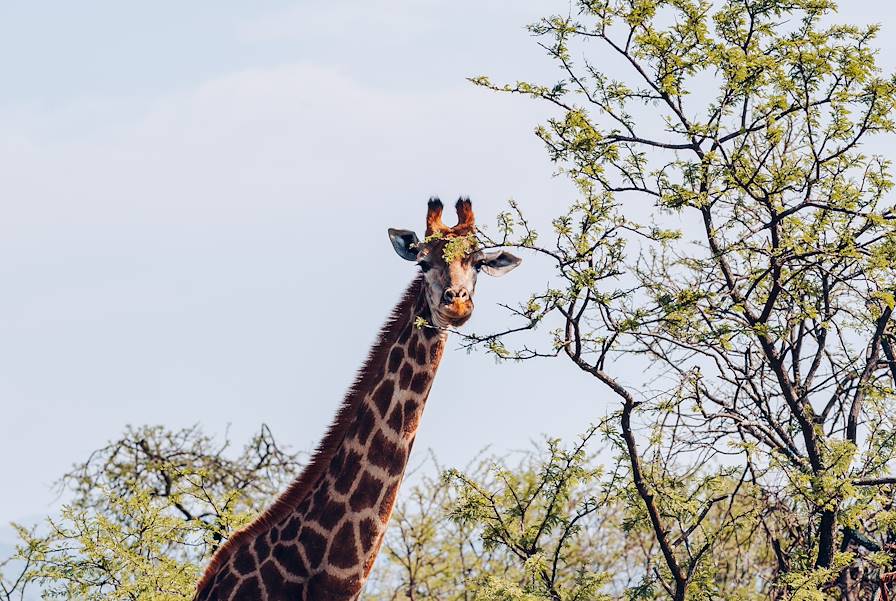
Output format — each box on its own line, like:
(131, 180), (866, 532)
(378, 482), (400, 523)
(333, 450), (362, 494)
(410, 372), (429, 394)
(254, 535), (270, 559)
(372, 380), (394, 417)
(403, 399), (420, 435)
(386, 404), (403, 433)
(415, 342), (427, 364)
(349, 471), (383, 512)
(232, 547), (255, 575)
(368, 430), (399, 472)
(355, 406), (375, 444)
(398, 363), (413, 390)
(308, 571), (360, 599)
(387, 347), (404, 372)
(358, 518), (377, 554)
(314, 499), (345, 531)
(327, 522), (359, 569)
(233, 576), (261, 599)
(299, 527), (327, 568)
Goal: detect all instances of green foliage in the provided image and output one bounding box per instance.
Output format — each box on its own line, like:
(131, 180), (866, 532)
(446, 429), (612, 601)
(22, 487), (200, 600)
(466, 0), (896, 598)
(367, 427), (778, 600)
(442, 234), (478, 263)
(1, 425), (301, 601)
(366, 430), (625, 601)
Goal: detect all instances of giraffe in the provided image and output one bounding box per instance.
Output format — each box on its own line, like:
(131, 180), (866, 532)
(194, 197), (521, 601)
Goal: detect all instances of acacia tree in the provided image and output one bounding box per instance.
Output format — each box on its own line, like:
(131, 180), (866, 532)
(2, 425), (301, 601)
(465, 0), (896, 598)
(363, 454), (492, 601)
(365, 429), (634, 601)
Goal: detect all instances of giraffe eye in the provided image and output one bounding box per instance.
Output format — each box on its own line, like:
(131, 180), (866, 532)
(418, 261), (431, 273)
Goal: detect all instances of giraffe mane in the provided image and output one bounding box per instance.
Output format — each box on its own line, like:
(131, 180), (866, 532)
(194, 276), (426, 596)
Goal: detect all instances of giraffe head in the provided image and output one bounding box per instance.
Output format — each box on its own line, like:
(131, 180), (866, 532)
(388, 197), (521, 328)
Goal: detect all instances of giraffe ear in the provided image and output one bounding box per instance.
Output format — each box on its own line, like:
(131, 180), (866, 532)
(388, 228), (420, 261)
(475, 250), (522, 277)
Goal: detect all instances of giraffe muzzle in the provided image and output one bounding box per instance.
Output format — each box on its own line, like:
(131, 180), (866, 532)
(438, 295), (473, 326)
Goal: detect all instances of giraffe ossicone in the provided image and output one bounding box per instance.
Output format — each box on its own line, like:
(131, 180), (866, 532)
(195, 197), (521, 600)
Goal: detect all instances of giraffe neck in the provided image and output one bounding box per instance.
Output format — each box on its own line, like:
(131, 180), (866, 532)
(195, 276), (447, 601)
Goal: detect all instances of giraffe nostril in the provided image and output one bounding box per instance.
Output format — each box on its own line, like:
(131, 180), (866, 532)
(442, 288), (468, 304)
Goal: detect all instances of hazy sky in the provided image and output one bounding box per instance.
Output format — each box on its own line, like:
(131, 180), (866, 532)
(0, 0), (593, 532)
(1, 0), (893, 538)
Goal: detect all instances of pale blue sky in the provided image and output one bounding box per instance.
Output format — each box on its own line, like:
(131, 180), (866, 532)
(1, 0), (892, 537)
(0, 0), (591, 531)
